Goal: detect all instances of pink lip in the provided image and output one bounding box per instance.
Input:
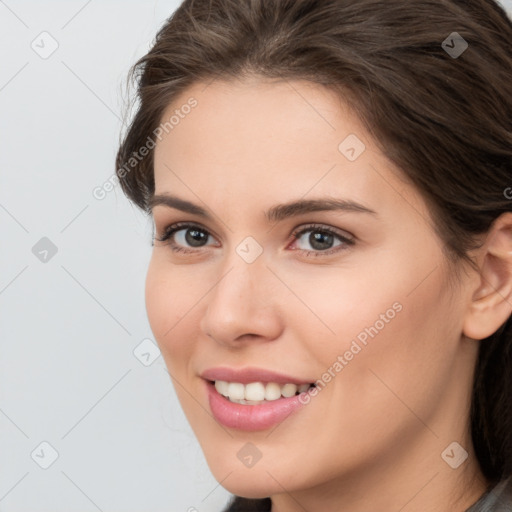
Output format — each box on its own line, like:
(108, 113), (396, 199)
(200, 366), (314, 385)
(205, 380), (315, 431)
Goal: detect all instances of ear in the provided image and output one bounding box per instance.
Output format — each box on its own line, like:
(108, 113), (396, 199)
(463, 212), (512, 340)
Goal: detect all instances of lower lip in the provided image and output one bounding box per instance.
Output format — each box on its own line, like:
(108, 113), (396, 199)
(205, 380), (313, 431)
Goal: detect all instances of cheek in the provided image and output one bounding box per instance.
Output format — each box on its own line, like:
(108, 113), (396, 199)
(293, 248), (458, 418)
(145, 258), (170, 339)
(329, 265), (460, 434)
(144, 256), (195, 366)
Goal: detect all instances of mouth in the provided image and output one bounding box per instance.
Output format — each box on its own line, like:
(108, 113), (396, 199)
(209, 379), (316, 405)
(204, 379), (318, 431)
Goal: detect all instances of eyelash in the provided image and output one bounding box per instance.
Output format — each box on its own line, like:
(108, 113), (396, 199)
(154, 222), (355, 258)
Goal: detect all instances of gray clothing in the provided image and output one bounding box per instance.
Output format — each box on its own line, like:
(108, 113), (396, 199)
(466, 477), (512, 512)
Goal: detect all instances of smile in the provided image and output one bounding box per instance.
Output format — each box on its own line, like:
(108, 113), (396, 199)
(214, 380), (315, 404)
(205, 380), (317, 431)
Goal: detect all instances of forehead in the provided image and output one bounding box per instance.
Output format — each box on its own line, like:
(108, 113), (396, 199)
(152, 78), (426, 223)
(155, 77), (361, 165)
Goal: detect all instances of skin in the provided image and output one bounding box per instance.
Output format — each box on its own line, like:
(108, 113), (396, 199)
(146, 77), (512, 512)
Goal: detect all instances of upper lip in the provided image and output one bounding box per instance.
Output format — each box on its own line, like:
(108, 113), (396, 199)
(201, 366), (314, 385)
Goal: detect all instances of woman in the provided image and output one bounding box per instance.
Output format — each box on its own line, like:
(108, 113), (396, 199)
(115, 1), (512, 510)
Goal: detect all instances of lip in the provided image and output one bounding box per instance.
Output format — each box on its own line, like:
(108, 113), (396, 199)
(200, 366), (314, 385)
(205, 380), (315, 431)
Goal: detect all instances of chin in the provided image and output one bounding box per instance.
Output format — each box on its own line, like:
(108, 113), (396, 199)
(207, 462), (282, 499)
(220, 479), (275, 500)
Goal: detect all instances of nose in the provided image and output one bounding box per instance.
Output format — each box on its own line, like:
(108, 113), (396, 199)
(199, 250), (283, 348)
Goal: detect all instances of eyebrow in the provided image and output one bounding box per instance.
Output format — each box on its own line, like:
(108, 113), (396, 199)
(148, 193), (377, 223)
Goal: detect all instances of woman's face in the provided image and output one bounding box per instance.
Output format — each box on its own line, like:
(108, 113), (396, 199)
(147, 78), (479, 499)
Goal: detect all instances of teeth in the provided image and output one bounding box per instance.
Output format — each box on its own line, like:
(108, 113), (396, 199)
(245, 382), (266, 401)
(264, 382), (282, 401)
(214, 380), (229, 397)
(281, 383), (298, 397)
(214, 380), (313, 403)
(227, 382), (245, 400)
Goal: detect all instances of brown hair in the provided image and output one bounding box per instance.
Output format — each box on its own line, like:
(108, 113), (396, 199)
(115, 0), (512, 505)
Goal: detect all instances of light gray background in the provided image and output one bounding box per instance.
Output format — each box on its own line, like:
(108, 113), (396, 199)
(1, 1), (511, 511)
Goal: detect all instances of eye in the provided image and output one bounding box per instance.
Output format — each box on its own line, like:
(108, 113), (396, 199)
(289, 223), (355, 257)
(154, 222), (216, 254)
(153, 222), (355, 257)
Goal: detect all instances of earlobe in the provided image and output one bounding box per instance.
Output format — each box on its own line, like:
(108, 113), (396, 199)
(463, 212), (512, 341)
